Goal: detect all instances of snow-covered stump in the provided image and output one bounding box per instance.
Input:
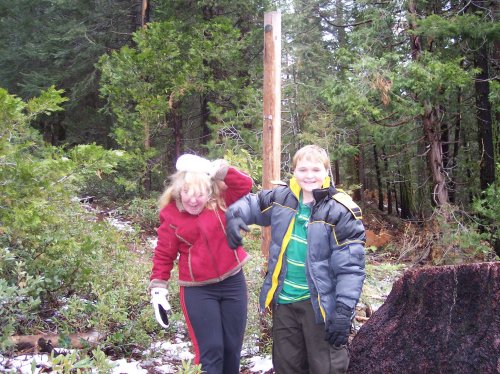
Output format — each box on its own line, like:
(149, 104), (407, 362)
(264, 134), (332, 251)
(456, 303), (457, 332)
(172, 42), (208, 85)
(348, 262), (499, 373)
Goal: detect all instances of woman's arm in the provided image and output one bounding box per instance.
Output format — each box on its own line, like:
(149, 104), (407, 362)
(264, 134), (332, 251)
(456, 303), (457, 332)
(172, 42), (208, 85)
(220, 166), (253, 206)
(150, 208), (179, 283)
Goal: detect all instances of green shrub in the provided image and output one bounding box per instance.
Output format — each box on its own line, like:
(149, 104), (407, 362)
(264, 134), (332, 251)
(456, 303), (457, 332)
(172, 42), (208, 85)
(223, 149), (262, 188)
(119, 195), (160, 232)
(471, 172), (499, 256)
(176, 359), (203, 374)
(0, 87), (154, 354)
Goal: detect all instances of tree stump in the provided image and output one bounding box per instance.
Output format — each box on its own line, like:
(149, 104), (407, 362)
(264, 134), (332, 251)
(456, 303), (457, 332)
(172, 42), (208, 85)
(348, 262), (499, 373)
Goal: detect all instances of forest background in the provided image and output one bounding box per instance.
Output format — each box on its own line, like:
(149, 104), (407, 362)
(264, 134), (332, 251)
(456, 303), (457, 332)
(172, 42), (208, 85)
(1, 0), (498, 372)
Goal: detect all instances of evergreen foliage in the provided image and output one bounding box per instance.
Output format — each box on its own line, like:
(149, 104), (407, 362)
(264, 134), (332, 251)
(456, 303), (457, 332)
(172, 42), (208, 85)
(0, 0), (137, 145)
(99, 1), (269, 192)
(0, 0), (498, 363)
(0, 88), (152, 353)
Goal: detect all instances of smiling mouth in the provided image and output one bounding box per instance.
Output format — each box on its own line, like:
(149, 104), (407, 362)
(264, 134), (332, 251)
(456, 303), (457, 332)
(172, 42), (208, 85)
(187, 205), (204, 213)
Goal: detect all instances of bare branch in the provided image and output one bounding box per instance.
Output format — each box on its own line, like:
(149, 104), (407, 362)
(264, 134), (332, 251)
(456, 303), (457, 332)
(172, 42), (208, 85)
(318, 12), (373, 28)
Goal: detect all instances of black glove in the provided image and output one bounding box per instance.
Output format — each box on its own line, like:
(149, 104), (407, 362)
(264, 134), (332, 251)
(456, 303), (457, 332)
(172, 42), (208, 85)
(325, 301), (353, 347)
(226, 215), (249, 249)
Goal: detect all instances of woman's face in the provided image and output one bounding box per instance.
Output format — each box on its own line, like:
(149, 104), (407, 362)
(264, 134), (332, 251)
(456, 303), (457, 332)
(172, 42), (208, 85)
(180, 186), (210, 215)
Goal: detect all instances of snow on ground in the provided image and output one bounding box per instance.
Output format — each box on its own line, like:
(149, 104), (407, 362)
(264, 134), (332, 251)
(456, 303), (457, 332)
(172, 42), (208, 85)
(0, 340), (273, 373)
(110, 359), (149, 373)
(246, 356), (273, 372)
(1, 354), (50, 374)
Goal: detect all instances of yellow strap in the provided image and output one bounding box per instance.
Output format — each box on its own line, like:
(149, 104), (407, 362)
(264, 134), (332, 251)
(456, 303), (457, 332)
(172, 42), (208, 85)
(265, 217), (295, 308)
(333, 192), (363, 219)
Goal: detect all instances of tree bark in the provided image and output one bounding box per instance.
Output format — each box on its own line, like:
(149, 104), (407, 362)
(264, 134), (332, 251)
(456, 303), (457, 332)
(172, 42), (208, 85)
(358, 133), (366, 202)
(201, 95), (210, 145)
(408, 0), (449, 206)
(352, 129), (363, 202)
(423, 102), (449, 206)
(334, 160), (341, 186)
(349, 263), (500, 373)
(473, 42), (495, 190)
(399, 167), (414, 219)
(373, 144), (384, 211)
(448, 91), (462, 203)
(382, 147), (392, 215)
(393, 182), (399, 217)
(141, 0), (149, 27)
(168, 102), (183, 162)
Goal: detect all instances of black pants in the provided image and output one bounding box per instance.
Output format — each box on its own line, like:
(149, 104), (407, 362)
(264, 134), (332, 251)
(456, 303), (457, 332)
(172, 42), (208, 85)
(272, 299), (349, 374)
(180, 270), (247, 374)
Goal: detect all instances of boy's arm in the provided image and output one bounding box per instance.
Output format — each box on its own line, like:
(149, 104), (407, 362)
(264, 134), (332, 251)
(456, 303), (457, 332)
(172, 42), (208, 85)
(226, 187), (277, 226)
(225, 189), (276, 248)
(330, 205), (366, 309)
(325, 199), (366, 346)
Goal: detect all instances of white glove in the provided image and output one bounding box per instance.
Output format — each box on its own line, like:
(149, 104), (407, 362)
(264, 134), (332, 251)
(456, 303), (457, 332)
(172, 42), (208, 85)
(151, 288), (171, 328)
(209, 159), (229, 179)
(176, 154), (211, 174)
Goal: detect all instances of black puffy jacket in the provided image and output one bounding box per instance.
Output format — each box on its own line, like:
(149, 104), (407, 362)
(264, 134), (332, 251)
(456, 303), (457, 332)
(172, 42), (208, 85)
(226, 177), (366, 324)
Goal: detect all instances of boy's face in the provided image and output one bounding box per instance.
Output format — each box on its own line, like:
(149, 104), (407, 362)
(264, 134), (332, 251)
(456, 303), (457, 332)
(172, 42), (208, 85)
(293, 158), (328, 194)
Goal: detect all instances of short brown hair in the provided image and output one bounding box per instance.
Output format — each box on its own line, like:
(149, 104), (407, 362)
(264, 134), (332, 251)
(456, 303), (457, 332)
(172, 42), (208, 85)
(292, 145), (330, 170)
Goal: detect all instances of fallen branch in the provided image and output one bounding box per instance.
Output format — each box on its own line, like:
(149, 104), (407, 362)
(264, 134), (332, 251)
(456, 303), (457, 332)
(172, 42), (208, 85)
(356, 316), (370, 322)
(10, 330), (104, 352)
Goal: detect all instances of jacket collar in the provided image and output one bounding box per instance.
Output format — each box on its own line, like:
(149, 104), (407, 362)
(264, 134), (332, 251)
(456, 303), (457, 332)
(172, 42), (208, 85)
(313, 184), (337, 203)
(289, 176), (332, 201)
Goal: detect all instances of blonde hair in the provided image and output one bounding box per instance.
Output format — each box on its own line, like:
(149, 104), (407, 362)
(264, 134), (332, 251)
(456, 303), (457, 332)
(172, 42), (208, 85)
(158, 171), (225, 211)
(292, 145), (330, 170)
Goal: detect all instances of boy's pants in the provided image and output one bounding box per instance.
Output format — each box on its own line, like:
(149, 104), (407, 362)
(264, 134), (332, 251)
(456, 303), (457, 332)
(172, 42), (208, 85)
(180, 270), (247, 374)
(272, 299), (349, 374)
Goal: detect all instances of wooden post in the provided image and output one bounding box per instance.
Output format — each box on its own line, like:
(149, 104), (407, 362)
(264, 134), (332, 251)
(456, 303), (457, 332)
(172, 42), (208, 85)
(141, 0), (149, 28)
(262, 11), (281, 257)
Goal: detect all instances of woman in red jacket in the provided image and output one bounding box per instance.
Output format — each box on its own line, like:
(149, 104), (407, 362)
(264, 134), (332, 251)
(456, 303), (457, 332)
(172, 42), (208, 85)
(149, 154), (253, 374)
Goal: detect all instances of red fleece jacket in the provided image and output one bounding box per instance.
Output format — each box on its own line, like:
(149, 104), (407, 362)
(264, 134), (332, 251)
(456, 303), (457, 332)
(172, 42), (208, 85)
(150, 167), (253, 286)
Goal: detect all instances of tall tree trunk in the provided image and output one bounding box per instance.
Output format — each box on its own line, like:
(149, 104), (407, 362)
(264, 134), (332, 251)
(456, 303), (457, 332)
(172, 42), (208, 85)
(168, 103), (183, 162)
(423, 102), (449, 206)
(359, 132), (366, 202)
(448, 90), (462, 203)
(463, 134), (474, 204)
(382, 147), (392, 215)
(334, 160), (341, 186)
(201, 95), (210, 145)
(409, 0), (449, 206)
(473, 42), (495, 190)
(41, 113), (66, 146)
(399, 166), (414, 219)
(373, 144), (384, 211)
(336, 0), (346, 45)
(393, 182), (399, 217)
(352, 129), (363, 202)
(440, 107), (450, 176)
(141, 0), (149, 27)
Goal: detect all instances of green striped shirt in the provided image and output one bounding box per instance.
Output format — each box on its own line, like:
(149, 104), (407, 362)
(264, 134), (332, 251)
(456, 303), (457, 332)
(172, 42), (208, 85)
(278, 197), (311, 304)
